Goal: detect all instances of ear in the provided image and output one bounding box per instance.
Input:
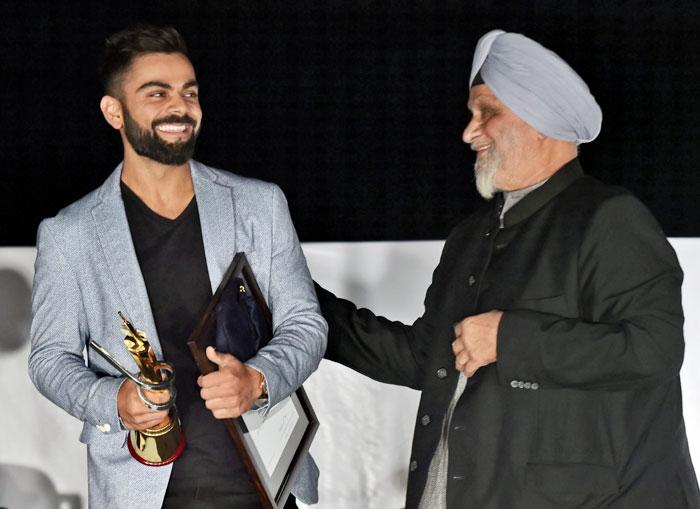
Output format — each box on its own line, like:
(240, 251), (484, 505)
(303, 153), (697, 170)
(100, 95), (124, 130)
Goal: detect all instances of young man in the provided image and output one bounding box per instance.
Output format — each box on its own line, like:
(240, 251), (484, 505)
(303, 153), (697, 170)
(29, 25), (326, 508)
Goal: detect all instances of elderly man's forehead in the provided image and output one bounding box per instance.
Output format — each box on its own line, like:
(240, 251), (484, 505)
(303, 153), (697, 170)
(468, 85), (502, 110)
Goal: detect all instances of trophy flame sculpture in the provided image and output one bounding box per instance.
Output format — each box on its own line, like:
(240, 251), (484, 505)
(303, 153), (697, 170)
(89, 312), (185, 466)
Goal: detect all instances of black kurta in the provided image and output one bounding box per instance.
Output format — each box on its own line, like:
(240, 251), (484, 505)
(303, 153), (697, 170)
(316, 159), (700, 508)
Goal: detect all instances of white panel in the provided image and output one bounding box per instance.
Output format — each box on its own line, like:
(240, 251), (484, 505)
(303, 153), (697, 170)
(0, 248), (87, 506)
(1, 240), (699, 508)
(671, 238), (700, 470)
(300, 242), (440, 509)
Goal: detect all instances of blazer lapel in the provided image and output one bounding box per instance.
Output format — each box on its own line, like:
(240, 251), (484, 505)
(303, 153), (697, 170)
(91, 164), (162, 357)
(190, 160), (237, 292)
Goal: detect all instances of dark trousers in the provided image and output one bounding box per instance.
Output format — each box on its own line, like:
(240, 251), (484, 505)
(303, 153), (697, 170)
(162, 478), (299, 508)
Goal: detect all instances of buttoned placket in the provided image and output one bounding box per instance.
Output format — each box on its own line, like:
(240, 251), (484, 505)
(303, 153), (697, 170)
(418, 202), (502, 509)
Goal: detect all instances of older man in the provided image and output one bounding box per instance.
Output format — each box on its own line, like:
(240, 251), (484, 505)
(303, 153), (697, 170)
(315, 30), (700, 508)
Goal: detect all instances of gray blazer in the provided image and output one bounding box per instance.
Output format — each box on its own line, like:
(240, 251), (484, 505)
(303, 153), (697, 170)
(29, 160), (327, 508)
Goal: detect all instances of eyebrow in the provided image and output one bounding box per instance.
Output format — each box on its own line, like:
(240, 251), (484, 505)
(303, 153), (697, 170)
(468, 97), (498, 112)
(137, 81), (171, 92)
(136, 79), (199, 92)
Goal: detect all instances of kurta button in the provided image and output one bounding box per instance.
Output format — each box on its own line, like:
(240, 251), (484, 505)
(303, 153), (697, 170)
(468, 275), (476, 286)
(452, 474), (466, 480)
(436, 367), (447, 379)
(510, 380), (519, 388)
(421, 415), (431, 426)
(409, 460), (418, 472)
(531, 383), (539, 390)
(484, 231), (491, 237)
(96, 423), (111, 433)
(524, 382), (531, 389)
(517, 381), (525, 388)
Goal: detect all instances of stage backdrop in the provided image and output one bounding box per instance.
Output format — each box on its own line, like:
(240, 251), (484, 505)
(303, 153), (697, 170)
(3, 2), (700, 245)
(1, 240), (699, 508)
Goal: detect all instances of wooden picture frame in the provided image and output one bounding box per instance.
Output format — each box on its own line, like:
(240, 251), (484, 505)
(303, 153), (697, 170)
(187, 253), (319, 508)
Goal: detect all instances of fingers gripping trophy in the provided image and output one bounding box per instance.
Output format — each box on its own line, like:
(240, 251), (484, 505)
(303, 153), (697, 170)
(89, 312), (185, 466)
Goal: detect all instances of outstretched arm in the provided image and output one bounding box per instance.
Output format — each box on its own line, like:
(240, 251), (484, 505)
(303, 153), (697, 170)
(315, 282), (427, 390)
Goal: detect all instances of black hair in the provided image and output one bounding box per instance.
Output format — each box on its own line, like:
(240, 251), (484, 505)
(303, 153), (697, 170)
(100, 24), (189, 96)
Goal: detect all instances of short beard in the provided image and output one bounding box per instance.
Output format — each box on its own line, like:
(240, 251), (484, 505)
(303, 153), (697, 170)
(474, 149), (501, 200)
(123, 107), (199, 166)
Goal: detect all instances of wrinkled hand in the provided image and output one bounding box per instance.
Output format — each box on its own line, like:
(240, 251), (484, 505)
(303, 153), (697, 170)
(198, 346), (265, 419)
(452, 310), (503, 377)
(117, 380), (170, 431)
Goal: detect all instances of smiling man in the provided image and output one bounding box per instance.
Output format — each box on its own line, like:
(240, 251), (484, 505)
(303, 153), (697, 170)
(29, 25), (326, 509)
(315, 30), (700, 507)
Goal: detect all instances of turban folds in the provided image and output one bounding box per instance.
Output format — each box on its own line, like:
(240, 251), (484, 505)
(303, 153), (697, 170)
(470, 30), (602, 144)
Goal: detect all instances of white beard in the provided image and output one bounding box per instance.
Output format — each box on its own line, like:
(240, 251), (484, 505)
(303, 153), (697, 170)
(474, 149), (501, 199)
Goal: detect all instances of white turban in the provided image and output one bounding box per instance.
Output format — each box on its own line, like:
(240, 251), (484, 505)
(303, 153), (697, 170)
(470, 30), (602, 144)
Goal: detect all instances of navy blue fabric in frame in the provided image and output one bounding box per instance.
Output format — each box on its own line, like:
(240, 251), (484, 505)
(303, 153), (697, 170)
(215, 277), (271, 362)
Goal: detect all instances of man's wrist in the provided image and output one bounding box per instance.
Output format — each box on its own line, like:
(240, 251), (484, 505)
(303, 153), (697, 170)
(116, 377), (128, 430)
(248, 366), (269, 406)
(259, 373), (268, 398)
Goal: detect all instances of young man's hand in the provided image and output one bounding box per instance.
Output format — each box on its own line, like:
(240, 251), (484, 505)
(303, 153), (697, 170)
(198, 346), (265, 419)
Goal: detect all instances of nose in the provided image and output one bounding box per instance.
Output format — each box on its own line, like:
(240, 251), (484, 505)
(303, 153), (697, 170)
(462, 116), (480, 145)
(166, 93), (187, 115)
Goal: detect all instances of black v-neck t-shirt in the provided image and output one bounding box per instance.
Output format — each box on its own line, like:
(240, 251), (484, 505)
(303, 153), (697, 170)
(120, 182), (256, 497)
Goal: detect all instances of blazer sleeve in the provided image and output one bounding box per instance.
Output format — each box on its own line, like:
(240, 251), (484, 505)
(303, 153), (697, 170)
(497, 194), (685, 391)
(245, 185), (328, 410)
(28, 220), (124, 432)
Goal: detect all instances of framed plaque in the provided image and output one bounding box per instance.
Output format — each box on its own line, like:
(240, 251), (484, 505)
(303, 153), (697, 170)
(187, 253), (319, 509)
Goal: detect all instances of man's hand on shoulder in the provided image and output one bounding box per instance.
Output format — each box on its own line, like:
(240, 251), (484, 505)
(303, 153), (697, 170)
(198, 346), (265, 419)
(117, 380), (170, 431)
(452, 310), (503, 377)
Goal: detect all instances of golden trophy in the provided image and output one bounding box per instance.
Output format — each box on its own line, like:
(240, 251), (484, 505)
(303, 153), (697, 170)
(89, 312), (185, 466)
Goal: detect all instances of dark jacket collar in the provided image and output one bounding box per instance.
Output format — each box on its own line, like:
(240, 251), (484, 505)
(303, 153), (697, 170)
(500, 158), (585, 228)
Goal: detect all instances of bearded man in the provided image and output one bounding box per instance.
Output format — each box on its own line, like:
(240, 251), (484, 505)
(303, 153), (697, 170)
(29, 25), (326, 509)
(315, 30), (700, 508)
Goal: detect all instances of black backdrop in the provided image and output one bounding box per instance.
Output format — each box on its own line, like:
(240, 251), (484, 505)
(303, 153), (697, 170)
(2, 1), (700, 245)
